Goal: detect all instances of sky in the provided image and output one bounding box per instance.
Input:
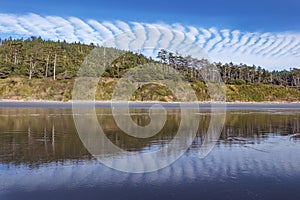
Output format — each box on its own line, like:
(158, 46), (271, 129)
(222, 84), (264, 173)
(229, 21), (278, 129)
(0, 0), (300, 70)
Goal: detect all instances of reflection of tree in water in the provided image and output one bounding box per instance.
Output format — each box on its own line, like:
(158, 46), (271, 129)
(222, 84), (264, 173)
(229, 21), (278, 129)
(220, 110), (300, 145)
(0, 108), (299, 166)
(0, 108), (92, 167)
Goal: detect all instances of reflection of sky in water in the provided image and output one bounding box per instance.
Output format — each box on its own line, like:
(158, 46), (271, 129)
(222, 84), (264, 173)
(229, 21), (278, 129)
(1, 134), (300, 195)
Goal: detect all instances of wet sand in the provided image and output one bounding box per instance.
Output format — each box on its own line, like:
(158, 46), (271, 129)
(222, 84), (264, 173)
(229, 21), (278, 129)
(0, 100), (299, 110)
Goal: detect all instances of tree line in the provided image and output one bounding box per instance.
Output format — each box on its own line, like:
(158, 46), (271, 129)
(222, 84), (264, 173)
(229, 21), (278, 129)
(0, 36), (95, 79)
(0, 37), (148, 79)
(156, 49), (300, 87)
(0, 37), (299, 88)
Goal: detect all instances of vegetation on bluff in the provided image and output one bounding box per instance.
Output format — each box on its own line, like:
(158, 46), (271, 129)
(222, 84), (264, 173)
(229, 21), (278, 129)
(0, 37), (299, 101)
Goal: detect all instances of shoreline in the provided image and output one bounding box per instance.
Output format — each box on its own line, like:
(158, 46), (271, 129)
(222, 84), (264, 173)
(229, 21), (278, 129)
(0, 99), (300, 110)
(0, 99), (300, 104)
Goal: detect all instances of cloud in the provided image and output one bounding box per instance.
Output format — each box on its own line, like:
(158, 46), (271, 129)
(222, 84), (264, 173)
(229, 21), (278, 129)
(274, 36), (299, 58)
(204, 27), (222, 52)
(69, 17), (101, 44)
(46, 16), (78, 41)
(88, 19), (113, 41)
(213, 29), (231, 53)
(129, 22), (146, 50)
(0, 13), (300, 70)
(155, 24), (174, 50)
(0, 13), (31, 35)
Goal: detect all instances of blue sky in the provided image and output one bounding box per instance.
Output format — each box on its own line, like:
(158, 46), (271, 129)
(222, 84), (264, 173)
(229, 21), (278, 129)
(1, 0), (299, 32)
(0, 0), (300, 70)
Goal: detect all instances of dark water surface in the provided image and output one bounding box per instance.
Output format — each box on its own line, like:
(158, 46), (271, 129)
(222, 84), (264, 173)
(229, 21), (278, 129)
(0, 103), (300, 200)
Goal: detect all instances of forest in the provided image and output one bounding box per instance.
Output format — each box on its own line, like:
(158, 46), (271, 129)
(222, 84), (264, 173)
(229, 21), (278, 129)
(0, 37), (300, 101)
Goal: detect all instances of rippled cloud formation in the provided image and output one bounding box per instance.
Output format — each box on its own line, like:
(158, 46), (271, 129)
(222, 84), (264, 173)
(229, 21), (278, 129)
(1, 13), (300, 70)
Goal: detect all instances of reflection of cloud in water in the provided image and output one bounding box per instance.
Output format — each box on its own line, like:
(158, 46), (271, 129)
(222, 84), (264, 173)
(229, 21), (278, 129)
(1, 135), (300, 193)
(73, 107), (204, 172)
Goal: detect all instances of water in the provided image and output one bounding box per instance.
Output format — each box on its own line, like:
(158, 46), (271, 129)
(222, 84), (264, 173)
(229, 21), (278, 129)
(0, 103), (300, 200)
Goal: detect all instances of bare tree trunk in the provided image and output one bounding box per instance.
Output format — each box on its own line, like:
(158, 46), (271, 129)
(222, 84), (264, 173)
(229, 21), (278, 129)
(14, 52), (17, 65)
(29, 62), (36, 80)
(29, 57), (32, 80)
(45, 54), (49, 77)
(53, 54), (57, 80)
(224, 67), (227, 82)
(29, 64), (32, 79)
(211, 67), (215, 82)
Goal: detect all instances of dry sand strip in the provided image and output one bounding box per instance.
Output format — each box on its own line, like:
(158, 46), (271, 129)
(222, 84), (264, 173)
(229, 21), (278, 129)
(0, 100), (299, 110)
